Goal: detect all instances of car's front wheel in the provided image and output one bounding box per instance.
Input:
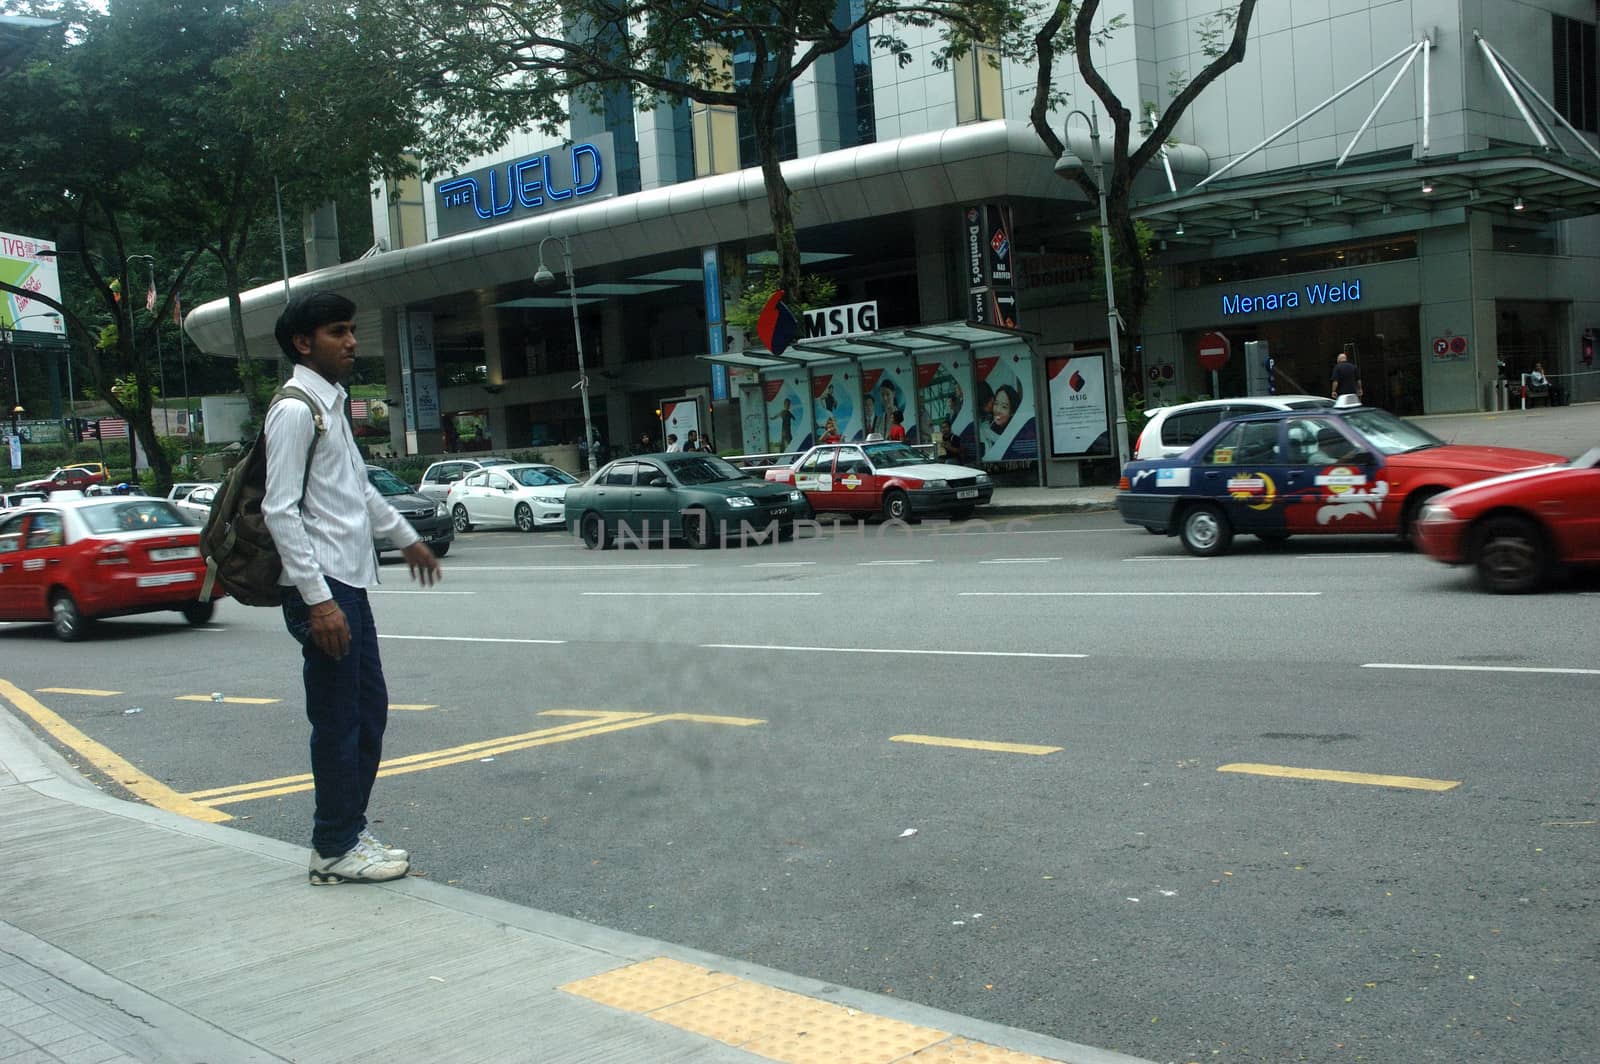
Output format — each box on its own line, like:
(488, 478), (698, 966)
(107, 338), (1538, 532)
(1400, 488), (1442, 544)
(683, 510), (713, 549)
(515, 503), (535, 532)
(881, 489), (911, 523)
(431, 541), (450, 558)
(181, 601), (215, 626)
(1179, 503), (1233, 557)
(452, 504), (473, 533)
(50, 591), (89, 642)
(579, 511), (607, 550)
(1472, 514), (1548, 594)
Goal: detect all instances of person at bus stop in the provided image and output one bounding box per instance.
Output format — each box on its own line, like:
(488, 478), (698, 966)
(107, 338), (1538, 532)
(820, 417), (842, 444)
(1529, 362), (1559, 406)
(941, 421), (964, 464)
(887, 410), (906, 442)
(1330, 351), (1362, 401)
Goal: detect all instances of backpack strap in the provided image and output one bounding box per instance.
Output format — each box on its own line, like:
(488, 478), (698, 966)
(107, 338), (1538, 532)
(270, 384), (328, 505)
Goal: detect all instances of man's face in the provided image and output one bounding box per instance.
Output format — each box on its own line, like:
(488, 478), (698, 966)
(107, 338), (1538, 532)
(295, 319), (358, 381)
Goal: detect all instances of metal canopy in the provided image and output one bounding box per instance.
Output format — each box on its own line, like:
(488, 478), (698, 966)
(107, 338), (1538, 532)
(698, 320), (1026, 372)
(1134, 148), (1600, 245)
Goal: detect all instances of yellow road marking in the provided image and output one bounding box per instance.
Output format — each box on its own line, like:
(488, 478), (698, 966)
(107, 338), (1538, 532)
(0, 678), (231, 823)
(175, 695), (280, 705)
(562, 958), (1069, 1064)
(187, 710), (765, 807)
(1218, 763), (1460, 791)
(388, 704), (438, 711)
(36, 687), (122, 697)
(891, 734), (1062, 756)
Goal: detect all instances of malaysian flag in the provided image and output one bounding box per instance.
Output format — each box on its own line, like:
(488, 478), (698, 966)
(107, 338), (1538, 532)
(97, 418), (130, 440)
(350, 399), (370, 419)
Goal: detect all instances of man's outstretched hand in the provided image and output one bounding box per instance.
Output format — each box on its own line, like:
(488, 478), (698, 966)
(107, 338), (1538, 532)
(401, 541), (442, 587)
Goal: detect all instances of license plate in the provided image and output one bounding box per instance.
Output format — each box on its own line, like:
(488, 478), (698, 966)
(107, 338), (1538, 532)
(956, 488), (979, 500)
(149, 546), (200, 561)
(136, 571), (196, 588)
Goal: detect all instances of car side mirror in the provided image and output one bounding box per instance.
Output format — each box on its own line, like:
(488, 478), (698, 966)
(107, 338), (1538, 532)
(1350, 449), (1377, 466)
(649, 475), (671, 488)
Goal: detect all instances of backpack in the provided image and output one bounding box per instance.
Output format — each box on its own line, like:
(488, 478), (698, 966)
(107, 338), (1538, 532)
(198, 385), (326, 606)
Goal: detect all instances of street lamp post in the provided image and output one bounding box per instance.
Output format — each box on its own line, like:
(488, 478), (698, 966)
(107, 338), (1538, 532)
(3, 311), (63, 438)
(1057, 106), (1132, 470)
(127, 254), (168, 432)
(533, 235), (599, 475)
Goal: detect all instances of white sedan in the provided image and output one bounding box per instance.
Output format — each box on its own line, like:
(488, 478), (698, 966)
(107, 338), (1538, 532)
(445, 463), (579, 532)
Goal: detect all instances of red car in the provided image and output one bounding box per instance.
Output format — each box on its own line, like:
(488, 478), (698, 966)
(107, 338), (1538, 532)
(16, 465), (107, 494)
(763, 441), (993, 521)
(0, 497), (220, 640)
(1414, 446), (1600, 593)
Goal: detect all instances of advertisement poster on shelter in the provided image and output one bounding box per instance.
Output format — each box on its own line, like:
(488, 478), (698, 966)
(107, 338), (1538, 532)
(660, 397), (700, 445)
(1046, 352), (1112, 458)
(859, 359), (916, 442)
(764, 372), (812, 452)
(811, 371), (862, 442)
(975, 348), (1038, 460)
(914, 352), (972, 457)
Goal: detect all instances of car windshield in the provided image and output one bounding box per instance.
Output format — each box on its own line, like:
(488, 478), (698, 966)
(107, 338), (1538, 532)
(1341, 408), (1444, 455)
(477, 457), (516, 467)
(862, 443), (928, 469)
(1286, 399), (1336, 410)
(80, 500), (189, 534)
(667, 455), (747, 485)
(510, 466), (577, 487)
(367, 469), (413, 496)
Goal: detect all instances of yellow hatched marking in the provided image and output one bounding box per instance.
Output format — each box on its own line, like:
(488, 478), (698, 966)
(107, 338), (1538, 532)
(0, 678), (231, 823)
(562, 958), (1070, 1063)
(36, 687), (122, 697)
(175, 695), (280, 705)
(388, 704), (438, 712)
(187, 710), (763, 807)
(891, 734), (1062, 756)
(1218, 763), (1460, 791)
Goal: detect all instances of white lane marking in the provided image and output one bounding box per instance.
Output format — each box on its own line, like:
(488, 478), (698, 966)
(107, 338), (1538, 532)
(857, 559), (933, 566)
(1294, 553), (1393, 560)
(370, 590), (476, 595)
(441, 564), (697, 571)
(1363, 663), (1600, 677)
(379, 635), (567, 645)
(980, 557), (1061, 565)
(960, 591), (1322, 597)
(1124, 556), (1205, 562)
(934, 528), (1129, 537)
(452, 543), (572, 550)
(702, 643), (1088, 659)
(189, 627), (227, 632)
(742, 561), (817, 568)
(584, 591), (821, 597)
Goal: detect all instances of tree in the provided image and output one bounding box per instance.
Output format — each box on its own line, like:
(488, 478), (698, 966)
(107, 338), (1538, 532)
(1021, 0), (1260, 388)
(352, 0), (1011, 304)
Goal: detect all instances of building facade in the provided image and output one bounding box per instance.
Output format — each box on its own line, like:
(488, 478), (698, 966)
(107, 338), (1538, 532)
(184, 0), (1600, 483)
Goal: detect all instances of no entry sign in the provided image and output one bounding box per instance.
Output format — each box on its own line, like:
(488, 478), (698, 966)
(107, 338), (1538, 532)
(1198, 331), (1232, 372)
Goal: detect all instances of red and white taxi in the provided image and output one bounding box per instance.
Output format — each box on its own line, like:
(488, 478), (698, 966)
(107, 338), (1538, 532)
(1414, 445), (1600, 593)
(0, 497), (219, 641)
(764, 441), (993, 521)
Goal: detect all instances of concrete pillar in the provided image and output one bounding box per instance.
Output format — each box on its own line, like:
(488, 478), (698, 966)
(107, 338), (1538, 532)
(1419, 213), (1495, 413)
(481, 304), (511, 451)
(914, 212), (955, 323)
(302, 202), (340, 272)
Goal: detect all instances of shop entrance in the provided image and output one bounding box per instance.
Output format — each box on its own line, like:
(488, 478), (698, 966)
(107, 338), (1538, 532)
(1183, 307), (1423, 416)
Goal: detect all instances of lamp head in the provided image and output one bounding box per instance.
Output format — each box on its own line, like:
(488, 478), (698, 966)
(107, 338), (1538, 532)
(533, 263), (556, 288)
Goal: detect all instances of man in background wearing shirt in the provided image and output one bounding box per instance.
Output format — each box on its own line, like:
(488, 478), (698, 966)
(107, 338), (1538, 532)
(1331, 349), (1363, 401)
(263, 291), (442, 886)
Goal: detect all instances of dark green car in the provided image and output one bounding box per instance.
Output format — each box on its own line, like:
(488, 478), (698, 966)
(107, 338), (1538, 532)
(565, 453), (812, 549)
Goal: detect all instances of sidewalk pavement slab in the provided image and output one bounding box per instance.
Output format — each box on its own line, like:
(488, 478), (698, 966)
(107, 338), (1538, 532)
(0, 703), (1154, 1064)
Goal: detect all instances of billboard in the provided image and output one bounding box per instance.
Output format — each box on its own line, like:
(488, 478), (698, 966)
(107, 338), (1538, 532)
(1, 232), (64, 334)
(1046, 352), (1113, 458)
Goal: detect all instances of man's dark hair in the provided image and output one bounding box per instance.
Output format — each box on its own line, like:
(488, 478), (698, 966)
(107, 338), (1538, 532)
(274, 291), (357, 362)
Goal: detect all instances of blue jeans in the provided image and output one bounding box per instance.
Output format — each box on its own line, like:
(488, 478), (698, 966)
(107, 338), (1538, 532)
(282, 580), (388, 858)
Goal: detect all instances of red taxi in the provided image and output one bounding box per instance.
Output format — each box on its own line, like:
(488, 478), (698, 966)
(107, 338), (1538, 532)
(15, 465), (107, 494)
(1414, 445), (1600, 593)
(764, 441), (993, 521)
(0, 497), (219, 640)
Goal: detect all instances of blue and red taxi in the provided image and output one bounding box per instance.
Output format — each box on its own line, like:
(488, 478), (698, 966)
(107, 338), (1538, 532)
(1414, 445), (1600, 593)
(764, 440), (993, 521)
(0, 496), (219, 640)
(1115, 402), (1566, 556)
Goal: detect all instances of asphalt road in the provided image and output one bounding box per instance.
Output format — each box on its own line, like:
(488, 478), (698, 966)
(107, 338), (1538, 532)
(3, 515), (1597, 1064)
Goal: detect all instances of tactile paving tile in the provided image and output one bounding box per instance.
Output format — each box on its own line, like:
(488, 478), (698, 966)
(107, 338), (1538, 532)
(650, 979), (949, 1063)
(559, 956), (738, 1013)
(904, 1035), (1067, 1062)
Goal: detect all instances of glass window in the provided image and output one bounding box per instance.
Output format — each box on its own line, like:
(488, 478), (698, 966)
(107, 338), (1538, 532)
(602, 463), (637, 487)
(1202, 421), (1280, 466)
(861, 442), (926, 469)
(837, 447), (870, 474)
(1172, 236), (1417, 289)
(799, 449), (835, 473)
(0, 513), (25, 553)
(487, 474), (513, 490)
(667, 455), (746, 485)
(367, 469), (413, 496)
(464, 471), (487, 487)
(79, 501), (187, 535)
(510, 466), (577, 487)
(1164, 409), (1226, 448)
(954, 43), (1004, 123)
(1340, 409), (1443, 455)
(24, 512), (65, 548)
(1553, 15), (1598, 133)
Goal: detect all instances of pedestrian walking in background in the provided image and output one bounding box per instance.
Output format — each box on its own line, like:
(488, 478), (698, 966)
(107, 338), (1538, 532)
(1331, 350), (1362, 401)
(263, 291), (442, 886)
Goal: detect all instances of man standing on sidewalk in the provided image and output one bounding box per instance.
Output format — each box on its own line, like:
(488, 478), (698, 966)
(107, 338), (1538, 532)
(264, 291), (442, 886)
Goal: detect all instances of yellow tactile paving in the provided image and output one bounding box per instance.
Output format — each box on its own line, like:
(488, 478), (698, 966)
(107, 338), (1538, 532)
(559, 957), (738, 1012)
(561, 958), (1073, 1064)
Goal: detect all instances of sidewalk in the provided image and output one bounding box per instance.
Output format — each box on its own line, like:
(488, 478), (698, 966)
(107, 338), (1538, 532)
(0, 705), (1151, 1064)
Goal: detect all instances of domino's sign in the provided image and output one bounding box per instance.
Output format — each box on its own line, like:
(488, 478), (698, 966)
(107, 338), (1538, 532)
(434, 133), (617, 236)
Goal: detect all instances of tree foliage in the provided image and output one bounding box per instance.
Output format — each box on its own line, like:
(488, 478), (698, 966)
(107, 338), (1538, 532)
(352, 0), (1012, 305)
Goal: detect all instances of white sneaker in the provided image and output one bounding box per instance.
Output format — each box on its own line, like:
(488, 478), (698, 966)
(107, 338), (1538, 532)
(309, 841), (409, 885)
(361, 828), (409, 862)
